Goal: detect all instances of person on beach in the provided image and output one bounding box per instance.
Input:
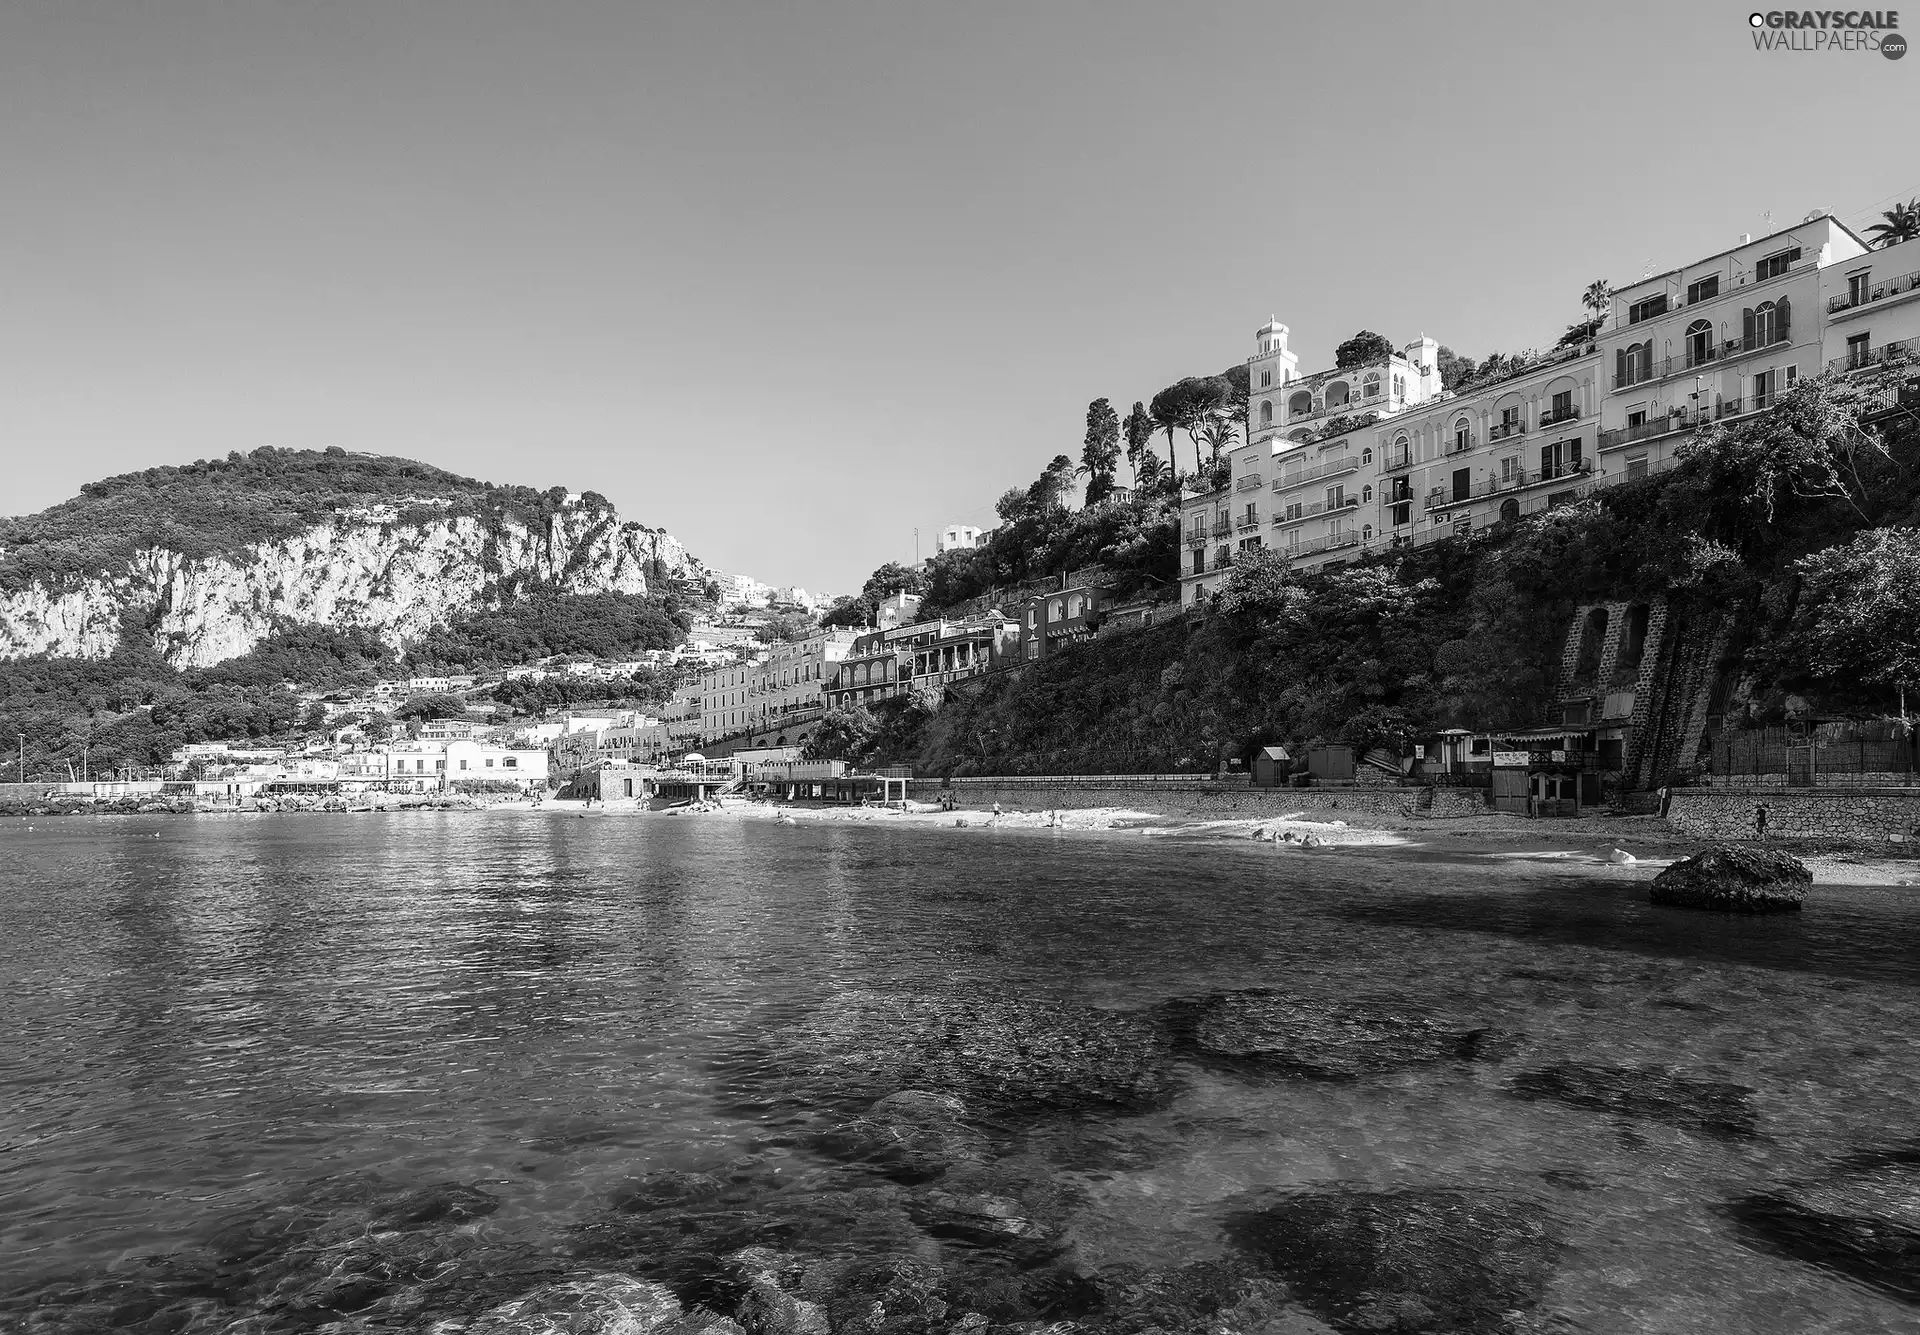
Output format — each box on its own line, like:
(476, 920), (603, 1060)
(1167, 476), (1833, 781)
(1754, 802), (1769, 839)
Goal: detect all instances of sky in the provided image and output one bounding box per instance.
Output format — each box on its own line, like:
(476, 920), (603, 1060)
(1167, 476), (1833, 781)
(2, 1), (1916, 595)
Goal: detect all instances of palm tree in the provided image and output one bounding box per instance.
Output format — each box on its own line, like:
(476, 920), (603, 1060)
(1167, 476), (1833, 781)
(1134, 452), (1166, 488)
(1581, 280), (1614, 323)
(1199, 413), (1239, 464)
(1867, 199), (1920, 249)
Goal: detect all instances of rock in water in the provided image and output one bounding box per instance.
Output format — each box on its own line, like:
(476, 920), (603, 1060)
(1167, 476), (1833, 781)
(1723, 1156), (1920, 1304)
(465, 1273), (685, 1334)
(1649, 846), (1810, 913)
(1508, 1063), (1757, 1139)
(1605, 847), (1637, 864)
(729, 990), (1175, 1115)
(808, 1090), (987, 1182)
(1164, 989), (1520, 1080)
(1223, 1187), (1562, 1333)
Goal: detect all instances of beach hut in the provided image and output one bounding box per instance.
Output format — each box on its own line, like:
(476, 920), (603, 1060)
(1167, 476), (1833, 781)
(1251, 745), (1292, 788)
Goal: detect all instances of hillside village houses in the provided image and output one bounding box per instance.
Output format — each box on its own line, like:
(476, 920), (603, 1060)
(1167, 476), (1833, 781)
(1182, 212), (1920, 606)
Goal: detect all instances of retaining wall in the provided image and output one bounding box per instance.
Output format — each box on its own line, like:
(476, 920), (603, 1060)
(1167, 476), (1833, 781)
(906, 777), (1446, 819)
(1666, 788), (1920, 846)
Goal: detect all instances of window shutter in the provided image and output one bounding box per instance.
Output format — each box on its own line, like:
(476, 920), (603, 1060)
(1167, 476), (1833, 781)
(1637, 343), (1652, 380)
(1540, 445), (1552, 474)
(1742, 308), (1755, 349)
(1615, 348), (1626, 384)
(1776, 296), (1790, 343)
(1570, 437), (1582, 468)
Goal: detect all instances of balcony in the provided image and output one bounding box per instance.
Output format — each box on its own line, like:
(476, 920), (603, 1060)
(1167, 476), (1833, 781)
(1210, 520), (1233, 538)
(1235, 474), (1263, 491)
(1716, 397), (1744, 419)
(1271, 454), (1359, 492)
(1827, 268), (1920, 315)
(1185, 529), (1209, 549)
(1598, 409), (1702, 451)
(1827, 339), (1916, 373)
(1446, 434), (1476, 455)
(1271, 496), (1360, 529)
(1614, 333), (1794, 389)
(1235, 514), (1261, 532)
(1284, 530), (1364, 559)
(1539, 405), (1581, 427)
(1488, 420), (1526, 442)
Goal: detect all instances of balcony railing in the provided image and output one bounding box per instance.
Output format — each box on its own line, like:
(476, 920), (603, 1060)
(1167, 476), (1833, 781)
(1598, 410), (1701, 450)
(1210, 520), (1232, 537)
(1539, 405), (1581, 427)
(1271, 496), (1360, 528)
(1716, 397), (1744, 419)
(1827, 268), (1920, 315)
(1185, 530), (1209, 548)
(1271, 454), (1359, 492)
(1446, 434), (1476, 455)
(1282, 529), (1363, 559)
(1613, 333), (1793, 388)
(1235, 514), (1261, 532)
(1236, 474), (1263, 490)
(1827, 339), (1916, 373)
(1421, 461), (1595, 508)
(1488, 420), (1526, 441)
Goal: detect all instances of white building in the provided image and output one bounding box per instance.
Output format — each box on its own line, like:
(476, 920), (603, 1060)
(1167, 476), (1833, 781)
(694, 631), (855, 746)
(937, 524), (985, 554)
(1818, 232), (1920, 377)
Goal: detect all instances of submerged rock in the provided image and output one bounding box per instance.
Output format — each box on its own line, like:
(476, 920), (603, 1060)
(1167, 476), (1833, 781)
(1508, 1063), (1757, 1139)
(1164, 989), (1520, 1080)
(1649, 846), (1810, 913)
(1223, 1187), (1562, 1333)
(1724, 1158), (1920, 1304)
(808, 1091), (988, 1183)
(370, 1180), (501, 1230)
(732, 990), (1175, 1115)
(464, 1272), (687, 1334)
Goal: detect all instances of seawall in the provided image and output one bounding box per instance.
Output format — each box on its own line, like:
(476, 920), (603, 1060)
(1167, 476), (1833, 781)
(907, 776), (1453, 820)
(1666, 788), (1920, 846)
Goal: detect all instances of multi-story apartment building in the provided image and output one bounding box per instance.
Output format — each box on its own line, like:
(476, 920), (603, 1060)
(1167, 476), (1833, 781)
(694, 631), (855, 746)
(1819, 233), (1920, 376)
(826, 614), (1018, 711)
(1188, 211), (1903, 596)
(1183, 324), (1445, 603)
(1593, 213), (1869, 480)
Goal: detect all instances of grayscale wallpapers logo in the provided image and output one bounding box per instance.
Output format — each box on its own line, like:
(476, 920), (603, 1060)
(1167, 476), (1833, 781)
(1747, 10), (1905, 56)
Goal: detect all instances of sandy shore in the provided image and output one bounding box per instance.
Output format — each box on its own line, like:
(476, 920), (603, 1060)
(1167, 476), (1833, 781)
(497, 795), (1919, 888)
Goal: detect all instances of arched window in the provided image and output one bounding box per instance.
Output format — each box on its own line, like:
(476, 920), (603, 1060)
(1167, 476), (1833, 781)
(1746, 299), (1791, 348)
(1453, 418), (1472, 452)
(1362, 372), (1382, 398)
(1499, 498), (1520, 524)
(1289, 390), (1313, 418)
(1259, 400), (1273, 425)
(1362, 484), (1373, 503)
(1049, 599), (1063, 620)
(1615, 341), (1653, 386)
(1362, 525), (1373, 542)
(1066, 593), (1081, 617)
(1685, 319), (1713, 367)
(1360, 446), (1373, 464)
(1325, 381), (1351, 409)
(1393, 435), (1411, 468)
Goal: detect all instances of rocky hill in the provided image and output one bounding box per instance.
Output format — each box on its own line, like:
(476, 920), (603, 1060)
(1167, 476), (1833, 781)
(0, 447), (709, 668)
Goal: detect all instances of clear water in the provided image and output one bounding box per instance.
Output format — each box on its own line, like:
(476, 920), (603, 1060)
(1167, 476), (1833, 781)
(2, 814), (1916, 1332)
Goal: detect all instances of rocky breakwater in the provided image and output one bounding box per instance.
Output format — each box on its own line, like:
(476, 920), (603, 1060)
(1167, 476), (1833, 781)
(0, 495), (703, 668)
(1648, 846), (1812, 913)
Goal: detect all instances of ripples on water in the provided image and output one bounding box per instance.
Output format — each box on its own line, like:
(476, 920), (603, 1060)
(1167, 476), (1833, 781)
(0, 814), (1916, 1332)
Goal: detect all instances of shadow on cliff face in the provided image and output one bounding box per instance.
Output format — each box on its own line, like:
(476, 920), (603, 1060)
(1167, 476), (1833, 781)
(1326, 876), (1920, 985)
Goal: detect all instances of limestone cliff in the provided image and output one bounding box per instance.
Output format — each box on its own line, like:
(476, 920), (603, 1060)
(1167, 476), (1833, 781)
(0, 493), (707, 669)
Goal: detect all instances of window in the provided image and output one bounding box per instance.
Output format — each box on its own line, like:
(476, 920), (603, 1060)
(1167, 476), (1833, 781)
(1361, 484), (1373, 502)
(1389, 476), (1412, 502)
(1392, 374), (1406, 398)
(1066, 594), (1081, 617)
(1755, 247), (1801, 282)
(1540, 437), (1583, 479)
(1192, 548), (1206, 575)
(1285, 501), (1303, 521)
(1753, 368), (1777, 410)
(1549, 389), (1574, 422)
(1453, 420), (1472, 452)
(1259, 400), (1273, 424)
(1325, 381), (1350, 409)
(1363, 372), (1381, 398)
(1362, 525), (1373, 541)
(1627, 294), (1668, 324)
(1682, 320), (1712, 368)
(485, 758), (494, 767)
(1615, 342), (1653, 387)
(1290, 391), (1313, 417)
(1626, 408), (1646, 429)
(1392, 436), (1410, 468)
(1243, 502), (1258, 525)
(1390, 502), (1411, 526)
(1049, 599), (1063, 620)
(1745, 298), (1791, 348)
(1326, 485), (1344, 509)
(1847, 271), (1871, 307)
(1260, 369), (1273, 388)
(1361, 447), (1373, 464)
(1686, 274), (1720, 304)
(1452, 467), (1470, 503)
(1847, 332), (1870, 369)
(1626, 453), (1649, 481)
(1239, 536), (1263, 552)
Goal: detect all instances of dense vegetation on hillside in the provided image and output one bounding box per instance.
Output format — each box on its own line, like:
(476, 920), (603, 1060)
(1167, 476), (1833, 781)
(827, 366), (1920, 778)
(0, 445), (640, 591)
(403, 590), (690, 672)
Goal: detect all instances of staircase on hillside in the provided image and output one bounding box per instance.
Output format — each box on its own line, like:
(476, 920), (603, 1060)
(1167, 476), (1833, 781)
(1623, 609), (1727, 790)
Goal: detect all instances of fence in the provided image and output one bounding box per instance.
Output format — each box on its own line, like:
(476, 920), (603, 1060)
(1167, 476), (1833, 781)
(1709, 725), (1917, 787)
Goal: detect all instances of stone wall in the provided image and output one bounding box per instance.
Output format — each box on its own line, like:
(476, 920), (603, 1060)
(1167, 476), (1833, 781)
(1427, 787), (1491, 818)
(1666, 788), (1920, 846)
(907, 777), (1440, 819)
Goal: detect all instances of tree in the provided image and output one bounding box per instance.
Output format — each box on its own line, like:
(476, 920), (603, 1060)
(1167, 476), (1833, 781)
(1123, 400), (1157, 486)
(821, 561), (929, 629)
(1151, 377), (1230, 476)
(1200, 413), (1239, 464)
(1213, 547), (1298, 619)
(1434, 345), (1478, 392)
(803, 704), (881, 763)
(1866, 199), (1920, 249)
(1081, 399), (1121, 504)
(392, 692), (468, 722)
(754, 609), (817, 643)
(1334, 330), (1394, 369)
(1029, 454), (1078, 511)
(1581, 280), (1614, 323)
(1783, 526), (1920, 716)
